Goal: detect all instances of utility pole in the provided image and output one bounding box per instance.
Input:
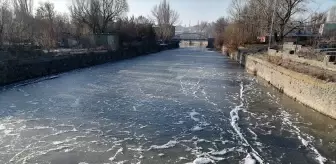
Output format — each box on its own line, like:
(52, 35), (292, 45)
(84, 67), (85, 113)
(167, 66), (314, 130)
(268, 0), (278, 50)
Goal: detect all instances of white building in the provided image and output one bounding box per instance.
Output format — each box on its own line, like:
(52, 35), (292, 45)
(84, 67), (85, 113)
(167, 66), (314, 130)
(327, 6), (336, 23)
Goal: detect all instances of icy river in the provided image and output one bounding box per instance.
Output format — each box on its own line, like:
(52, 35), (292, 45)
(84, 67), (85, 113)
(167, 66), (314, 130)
(0, 48), (335, 164)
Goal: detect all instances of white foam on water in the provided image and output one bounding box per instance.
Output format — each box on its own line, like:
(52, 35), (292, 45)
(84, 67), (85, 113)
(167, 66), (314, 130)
(247, 128), (258, 140)
(281, 110), (327, 164)
(210, 147), (235, 155)
(0, 124), (5, 130)
(244, 154), (256, 164)
(115, 160), (128, 164)
(188, 157), (214, 164)
(174, 121), (185, 125)
(149, 140), (178, 150)
(27, 126), (53, 130)
(70, 98), (81, 108)
(139, 125), (147, 129)
(26, 101), (39, 105)
(4, 129), (13, 135)
(109, 147), (124, 161)
(78, 162), (89, 164)
(53, 141), (63, 145)
(158, 153), (165, 156)
(229, 82), (264, 164)
(191, 126), (203, 131)
(189, 110), (200, 122)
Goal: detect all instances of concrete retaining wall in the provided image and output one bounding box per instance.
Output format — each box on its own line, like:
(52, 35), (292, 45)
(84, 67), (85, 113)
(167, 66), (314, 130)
(0, 43), (179, 86)
(268, 49), (336, 72)
(245, 55), (336, 119)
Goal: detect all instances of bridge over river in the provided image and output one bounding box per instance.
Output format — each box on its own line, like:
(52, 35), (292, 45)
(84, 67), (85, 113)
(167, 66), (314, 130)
(0, 48), (335, 164)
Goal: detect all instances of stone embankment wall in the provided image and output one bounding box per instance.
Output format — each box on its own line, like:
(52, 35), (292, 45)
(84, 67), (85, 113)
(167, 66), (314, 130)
(245, 55), (336, 119)
(0, 43), (179, 86)
(268, 49), (336, 72)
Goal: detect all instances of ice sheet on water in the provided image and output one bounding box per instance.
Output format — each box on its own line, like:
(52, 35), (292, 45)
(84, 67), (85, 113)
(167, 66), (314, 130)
(158, 153), (165, 156)
(0, 124), (5, 130)
(109, 147), (123, 161)
(149, 140), (178, 150)
(189, 157), (214, 164)
(189, 110), (200, 122)
(210, 147), (235, 155)
(191, 126), (203, 131)
(244, 154), (256, 164)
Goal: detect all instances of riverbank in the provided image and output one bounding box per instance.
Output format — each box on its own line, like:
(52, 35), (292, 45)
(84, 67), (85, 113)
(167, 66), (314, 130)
(0, 43), (179, 86)
(229, 50), (336, 119)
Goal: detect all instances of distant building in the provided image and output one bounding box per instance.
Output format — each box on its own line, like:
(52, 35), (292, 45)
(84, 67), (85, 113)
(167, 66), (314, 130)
(319, 5), (336, 37)
(327, 6), (336, 23)
(319, 23), (336, 36)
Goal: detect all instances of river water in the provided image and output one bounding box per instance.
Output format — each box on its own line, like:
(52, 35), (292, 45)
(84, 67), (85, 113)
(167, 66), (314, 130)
(0, 48), (335, 164)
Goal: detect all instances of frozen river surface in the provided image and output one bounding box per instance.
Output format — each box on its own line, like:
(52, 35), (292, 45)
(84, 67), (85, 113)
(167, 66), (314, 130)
(0, 48), (335, 164)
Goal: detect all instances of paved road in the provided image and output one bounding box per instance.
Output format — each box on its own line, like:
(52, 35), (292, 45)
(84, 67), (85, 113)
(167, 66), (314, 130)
(0, 48), (335, 164)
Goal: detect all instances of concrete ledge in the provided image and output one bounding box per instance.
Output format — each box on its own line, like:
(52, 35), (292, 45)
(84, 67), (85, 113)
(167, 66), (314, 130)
(246, 55), (336, 119)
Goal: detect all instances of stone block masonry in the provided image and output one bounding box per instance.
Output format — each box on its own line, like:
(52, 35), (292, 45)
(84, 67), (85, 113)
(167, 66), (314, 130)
(245, 55), (336, 119)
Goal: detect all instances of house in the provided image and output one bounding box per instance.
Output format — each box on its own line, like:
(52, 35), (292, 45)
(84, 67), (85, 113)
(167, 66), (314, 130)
(319, 23), (336, 36)
(319, 5), (336, 37)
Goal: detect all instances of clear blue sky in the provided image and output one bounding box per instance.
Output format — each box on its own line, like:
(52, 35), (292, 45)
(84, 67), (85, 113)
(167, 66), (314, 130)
(36, 0), (336, 26)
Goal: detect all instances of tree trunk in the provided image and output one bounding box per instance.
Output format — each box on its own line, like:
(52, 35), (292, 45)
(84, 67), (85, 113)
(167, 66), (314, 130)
(279, 23), (285, 43)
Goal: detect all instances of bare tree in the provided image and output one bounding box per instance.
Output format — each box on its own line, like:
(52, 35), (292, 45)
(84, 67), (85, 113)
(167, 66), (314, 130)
(151, 0), (179, 41)
(135, 15), (153, 25)
(70, 0), (129, 33)
(0, 0), (12, 46)
(225, 0), (310, 45)
(13, 0), (33, 14)
(35, 2), (57, 49)
(197, 21), (208, 37)
(275, 0), (310, 41)
(213, 17), (229, 48)
(228, 0), (247, 21)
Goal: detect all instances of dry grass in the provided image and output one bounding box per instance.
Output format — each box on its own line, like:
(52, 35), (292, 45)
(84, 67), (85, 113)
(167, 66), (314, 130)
(297, 51), (325, 62)
(267, 56), (336, 82)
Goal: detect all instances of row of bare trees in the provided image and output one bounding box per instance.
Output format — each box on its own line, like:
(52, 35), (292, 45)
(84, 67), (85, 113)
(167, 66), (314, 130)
(151, 0), (179, 41)
(0, 0), (73, 50)
(0, 0), (180, 51)
(212, 0), (327, 50)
